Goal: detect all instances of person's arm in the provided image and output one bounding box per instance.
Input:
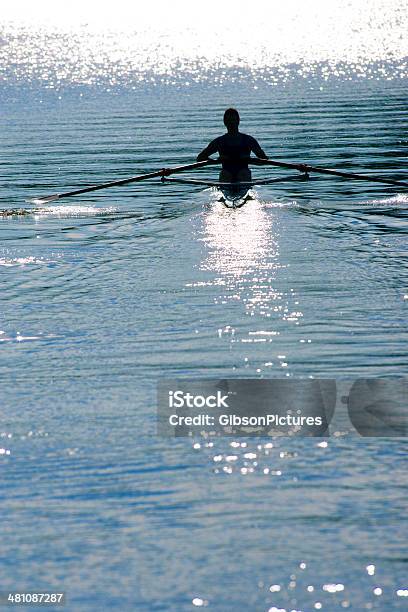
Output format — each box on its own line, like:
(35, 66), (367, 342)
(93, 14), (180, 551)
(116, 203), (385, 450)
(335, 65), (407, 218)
(249, 136), (267, 159)
(196, 138), (219, 162)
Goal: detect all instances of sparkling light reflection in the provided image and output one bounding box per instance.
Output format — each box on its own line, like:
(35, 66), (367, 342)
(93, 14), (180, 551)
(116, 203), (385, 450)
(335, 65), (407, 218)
(197, 197), (308, 374)
(1, 0), (407, 89)
(200, 197), (282, 317)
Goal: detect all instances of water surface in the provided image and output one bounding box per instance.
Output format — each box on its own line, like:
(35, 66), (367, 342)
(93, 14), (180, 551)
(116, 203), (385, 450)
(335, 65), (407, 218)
(1, 2), (408, 610)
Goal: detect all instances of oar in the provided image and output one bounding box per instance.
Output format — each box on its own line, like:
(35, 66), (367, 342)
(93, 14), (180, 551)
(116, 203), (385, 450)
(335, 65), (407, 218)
(28, 159), (219, 205)
(252, 158), (408, 188)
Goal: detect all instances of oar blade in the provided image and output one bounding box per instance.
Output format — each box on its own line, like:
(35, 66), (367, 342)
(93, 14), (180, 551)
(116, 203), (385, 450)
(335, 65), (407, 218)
(26, 194), (60, 205)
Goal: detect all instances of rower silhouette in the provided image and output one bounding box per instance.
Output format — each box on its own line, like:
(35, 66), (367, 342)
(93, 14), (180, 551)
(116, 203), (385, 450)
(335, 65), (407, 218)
(197, 108), (267, 185)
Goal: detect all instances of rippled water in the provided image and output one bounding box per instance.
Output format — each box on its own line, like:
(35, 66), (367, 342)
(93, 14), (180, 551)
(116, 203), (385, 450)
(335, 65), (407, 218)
(1, 2), (408, 611)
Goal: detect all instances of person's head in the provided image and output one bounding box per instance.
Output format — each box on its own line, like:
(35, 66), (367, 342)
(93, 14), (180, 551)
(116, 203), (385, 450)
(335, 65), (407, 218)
(223, 108), (240, 130)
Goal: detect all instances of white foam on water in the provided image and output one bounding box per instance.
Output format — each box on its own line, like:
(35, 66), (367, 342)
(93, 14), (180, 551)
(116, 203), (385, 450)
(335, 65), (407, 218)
(33, 205), (117, 217)
(0, 330), (60, 343)
(360, 193), (408, 206)
(0, 256), (53, 267)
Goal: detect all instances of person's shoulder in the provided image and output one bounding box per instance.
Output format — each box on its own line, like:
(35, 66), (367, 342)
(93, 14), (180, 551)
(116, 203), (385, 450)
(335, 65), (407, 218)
(209, 135), (222, 146)
(241, 133), (258, 143)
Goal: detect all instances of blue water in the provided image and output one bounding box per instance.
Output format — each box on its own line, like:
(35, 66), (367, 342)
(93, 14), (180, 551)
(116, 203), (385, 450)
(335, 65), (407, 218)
(1, 9), (408, 610)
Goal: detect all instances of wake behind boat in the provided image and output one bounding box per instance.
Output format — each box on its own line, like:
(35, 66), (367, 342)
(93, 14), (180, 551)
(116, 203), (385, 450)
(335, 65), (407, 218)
(160, 174), (253, 207)
(160, 173), (310, 208)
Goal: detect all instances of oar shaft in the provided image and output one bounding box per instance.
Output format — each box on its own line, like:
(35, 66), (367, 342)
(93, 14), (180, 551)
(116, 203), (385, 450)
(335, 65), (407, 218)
(59, 159), (219, 199)
(253, 158), (408, 188)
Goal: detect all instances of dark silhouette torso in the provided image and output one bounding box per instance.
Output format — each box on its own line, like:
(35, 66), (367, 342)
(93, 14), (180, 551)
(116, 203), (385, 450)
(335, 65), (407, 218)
(209, 133), (259, 173)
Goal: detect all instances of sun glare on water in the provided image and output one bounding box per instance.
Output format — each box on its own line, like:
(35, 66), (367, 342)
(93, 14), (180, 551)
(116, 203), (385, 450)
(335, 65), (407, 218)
(1, 0), (407, 88)
(201, 198), (286, 319)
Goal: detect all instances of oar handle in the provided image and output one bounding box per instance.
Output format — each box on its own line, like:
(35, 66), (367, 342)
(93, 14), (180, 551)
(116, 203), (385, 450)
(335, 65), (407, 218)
(251, 158), (308, 173)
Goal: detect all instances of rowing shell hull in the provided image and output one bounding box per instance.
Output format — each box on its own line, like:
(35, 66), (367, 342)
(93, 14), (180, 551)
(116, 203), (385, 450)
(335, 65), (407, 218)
(219, 185), (252, 208)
